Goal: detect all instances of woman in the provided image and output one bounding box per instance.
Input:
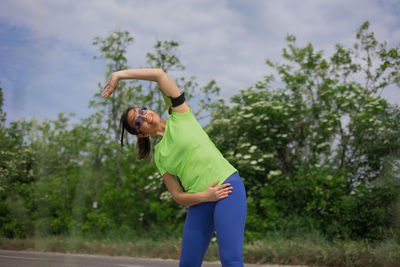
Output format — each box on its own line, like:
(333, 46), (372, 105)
(103, 68), (247, 267)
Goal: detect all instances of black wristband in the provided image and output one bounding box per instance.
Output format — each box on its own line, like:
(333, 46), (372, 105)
(169, 92), (185, 107)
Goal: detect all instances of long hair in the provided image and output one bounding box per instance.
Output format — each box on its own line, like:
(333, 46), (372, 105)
(119, 107), (150, 160)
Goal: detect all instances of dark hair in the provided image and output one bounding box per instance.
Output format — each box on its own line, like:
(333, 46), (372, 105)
(119, 107), (150, 160)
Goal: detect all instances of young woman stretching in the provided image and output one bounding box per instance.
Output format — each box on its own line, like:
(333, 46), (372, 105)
(103, 68), (247, 267)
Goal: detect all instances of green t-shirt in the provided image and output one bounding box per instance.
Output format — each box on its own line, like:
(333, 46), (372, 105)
(154, 110), (237, 193)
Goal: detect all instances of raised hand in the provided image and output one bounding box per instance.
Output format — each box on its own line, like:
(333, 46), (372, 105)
(102, 73), (120, 98)
(201, 181), (233, 202)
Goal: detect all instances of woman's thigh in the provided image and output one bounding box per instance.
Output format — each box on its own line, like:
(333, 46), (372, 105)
(180, 202), (215, 267)
(214, 173), (247, 266)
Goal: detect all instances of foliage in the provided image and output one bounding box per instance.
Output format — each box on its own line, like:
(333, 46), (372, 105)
(0, 87), (6, 128)
(205, 21), (400, 240)
(0, 22), (399, 245)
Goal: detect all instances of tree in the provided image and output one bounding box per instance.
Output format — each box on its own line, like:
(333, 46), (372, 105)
(204, 21), (400, 239)
(91, 30), (136, 188)
(0, 87), (6, 129)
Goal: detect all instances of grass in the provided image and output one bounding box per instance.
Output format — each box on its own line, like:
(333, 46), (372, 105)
(1, 234), (399, 266)
(243, 237), (400, 266)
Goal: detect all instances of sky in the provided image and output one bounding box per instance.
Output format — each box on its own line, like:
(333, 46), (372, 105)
(1, 0), (399, 126)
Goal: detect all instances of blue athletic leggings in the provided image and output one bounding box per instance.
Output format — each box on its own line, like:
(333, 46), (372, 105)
(179, 172), (247, 267)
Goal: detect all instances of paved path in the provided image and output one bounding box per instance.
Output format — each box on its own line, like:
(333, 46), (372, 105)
(0, 249), (307, 267)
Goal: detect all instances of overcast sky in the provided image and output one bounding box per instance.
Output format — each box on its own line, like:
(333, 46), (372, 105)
(1, 0), (399, 125)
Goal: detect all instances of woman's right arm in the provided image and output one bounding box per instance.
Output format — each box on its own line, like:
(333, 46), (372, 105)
(162, 172), (233, 206)
(103, 68), (190, 113)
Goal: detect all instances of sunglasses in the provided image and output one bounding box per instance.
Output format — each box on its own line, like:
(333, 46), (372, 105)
(134, 107), (148, 132)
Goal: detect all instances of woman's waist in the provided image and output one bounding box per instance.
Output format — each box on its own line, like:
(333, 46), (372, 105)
(222, 172), (241, 184)
(180, 168), (238, 193)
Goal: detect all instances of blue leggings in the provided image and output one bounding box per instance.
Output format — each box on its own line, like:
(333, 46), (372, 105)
(179, 172), (247, 267)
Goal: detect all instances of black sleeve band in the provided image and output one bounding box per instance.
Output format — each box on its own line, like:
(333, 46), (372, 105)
(169, 92), (185, 107)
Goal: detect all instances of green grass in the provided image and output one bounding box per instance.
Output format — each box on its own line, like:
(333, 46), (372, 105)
(1, 234), (399, 266)
(243, 236), (400, 266)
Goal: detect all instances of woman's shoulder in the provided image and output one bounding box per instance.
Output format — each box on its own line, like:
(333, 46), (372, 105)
(171, 107), (194, 119)
(170, 102), (190, 113)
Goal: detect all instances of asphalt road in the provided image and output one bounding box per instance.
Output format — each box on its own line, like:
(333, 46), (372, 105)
(0, 250), (307, 267)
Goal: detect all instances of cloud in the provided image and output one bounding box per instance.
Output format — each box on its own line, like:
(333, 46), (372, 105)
(0, 0), (399, 124)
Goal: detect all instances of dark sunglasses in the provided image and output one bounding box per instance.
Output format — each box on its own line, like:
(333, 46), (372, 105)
(134, 107), (148, 132)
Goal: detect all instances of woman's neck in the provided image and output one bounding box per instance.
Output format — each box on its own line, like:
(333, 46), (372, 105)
(153, 118), (166, 137)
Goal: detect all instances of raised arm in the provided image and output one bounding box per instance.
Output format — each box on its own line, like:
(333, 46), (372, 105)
(102, 68), (190, 113)
(162, 172), (233, 206)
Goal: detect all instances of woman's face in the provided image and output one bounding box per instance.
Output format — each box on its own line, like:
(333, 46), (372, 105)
(127, 107), (160, 137)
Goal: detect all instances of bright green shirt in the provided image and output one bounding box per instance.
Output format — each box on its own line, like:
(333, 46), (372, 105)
(154, 110), (237, 193)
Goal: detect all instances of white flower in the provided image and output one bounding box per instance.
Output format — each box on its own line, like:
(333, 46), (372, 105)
(243, 113), (252, 118)
(263, 153), (274, 158)
(254, 166), (264, 171)
(267, 170), (282, 178)
(317, 142), (330, 148)
(273, 105), (283, 110)
(226, 151), (234, 156)
(240, 143), (251, 148)
(160, 191), (172, 201)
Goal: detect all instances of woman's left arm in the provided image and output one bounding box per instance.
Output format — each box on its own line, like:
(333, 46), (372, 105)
(162, 172), (233, 206)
